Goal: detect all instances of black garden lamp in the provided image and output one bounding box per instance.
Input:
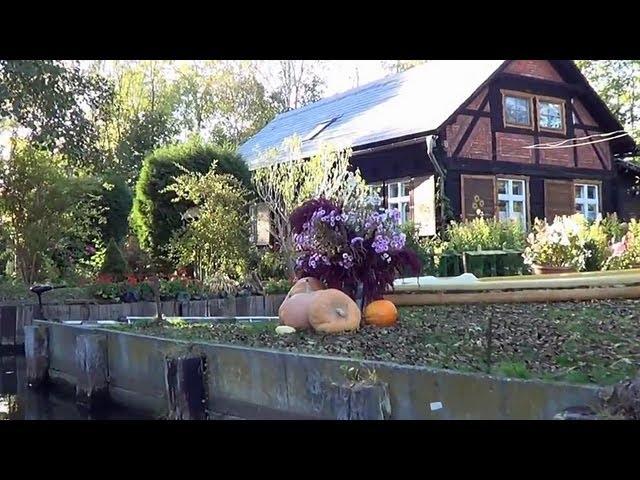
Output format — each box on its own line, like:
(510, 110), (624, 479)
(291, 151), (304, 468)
(29, 284), (67, 320)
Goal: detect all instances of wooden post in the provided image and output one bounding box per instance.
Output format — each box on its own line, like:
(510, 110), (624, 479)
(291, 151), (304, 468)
(75, 334), (109, 409)
(24, 325), (49, 388)
(349, 383), (391, 420)
(164, 356), (207, 420)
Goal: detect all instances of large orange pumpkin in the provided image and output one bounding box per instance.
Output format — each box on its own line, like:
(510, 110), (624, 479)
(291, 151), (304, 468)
(286, 277), (325, 299)
(364, 300), (398, 327)
(308, 289), (361, 334)
(278, 292), (315, 330)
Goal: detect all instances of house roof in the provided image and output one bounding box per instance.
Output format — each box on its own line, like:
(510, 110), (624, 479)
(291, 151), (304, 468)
(239, 60), (637, 169)
(239, 60), (505, 169)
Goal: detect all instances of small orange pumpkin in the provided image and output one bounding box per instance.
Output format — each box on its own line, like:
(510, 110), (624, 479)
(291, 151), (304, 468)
(286, 277), (325, 299)
(278, 292), (316, 330)
(308, 289), (361, 334)
(364, 300), (398, 327)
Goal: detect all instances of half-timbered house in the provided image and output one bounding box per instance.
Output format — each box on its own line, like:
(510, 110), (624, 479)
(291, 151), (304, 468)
(239, 60), (638, 243)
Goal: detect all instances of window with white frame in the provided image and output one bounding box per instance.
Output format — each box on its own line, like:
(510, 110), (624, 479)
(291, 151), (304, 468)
(497, 178), (527, 226)
(387, 180), (410, 224)
(575, 183), (600, 221)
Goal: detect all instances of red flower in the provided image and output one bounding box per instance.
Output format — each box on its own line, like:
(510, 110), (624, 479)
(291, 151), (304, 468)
(96, 273), (113, 284)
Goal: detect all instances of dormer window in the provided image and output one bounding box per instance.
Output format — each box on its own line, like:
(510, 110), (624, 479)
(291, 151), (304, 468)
(303, 117), (339, 141)
(537, 97), (565, 132)
(503, 93), (533, 128)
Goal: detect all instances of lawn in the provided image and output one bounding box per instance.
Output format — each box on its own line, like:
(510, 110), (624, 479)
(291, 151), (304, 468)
(112, 299), (640, 386)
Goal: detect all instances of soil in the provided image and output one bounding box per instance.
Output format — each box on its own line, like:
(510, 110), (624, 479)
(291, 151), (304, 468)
(114, 299), (640, 386)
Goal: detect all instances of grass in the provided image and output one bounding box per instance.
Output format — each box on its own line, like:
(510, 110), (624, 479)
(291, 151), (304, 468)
(106, 299), (640, 387)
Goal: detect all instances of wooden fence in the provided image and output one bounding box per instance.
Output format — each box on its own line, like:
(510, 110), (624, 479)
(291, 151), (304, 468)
(0, 294), (288, 347)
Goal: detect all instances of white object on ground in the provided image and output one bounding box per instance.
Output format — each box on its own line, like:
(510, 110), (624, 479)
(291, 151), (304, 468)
(430, 401), (443, 411)
(393, 273), (479, 287)
(275, 325), (297, 335)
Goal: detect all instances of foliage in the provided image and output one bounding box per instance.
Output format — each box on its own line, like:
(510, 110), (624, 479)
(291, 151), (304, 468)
(263, 278), (293, 294)
(163, 160), (251, 282)
(583, 215), (623, 271)
(381, 60), (428, 74)
(259, 60), (326, 112)
(131, 139), (251, 268)
(92, 174), (133, 245)
(523, 215), (588, 270)
(0, 60), (113, 171)
(603, 219), (640, 270)
(254, 247), (288, 281)
(445, 217), (526, 253)
(292, 196), (420, 303)
(0, 140), (105, 284)
(121, 235), (154, 277)
(252, 141), (370, 275)
(576, 60), (640, 143)
(100, 239), (130, 280)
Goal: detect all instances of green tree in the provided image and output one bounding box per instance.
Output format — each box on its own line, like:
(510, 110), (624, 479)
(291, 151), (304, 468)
(95, 174), (133, 245)
(259, 60), (326, 113)
(100, 238), (129, 280)
(131, 139), (251, 269)
(0, 140), (104, 284)
(164, 161), (251, 282)
(576, 60), (640, 143)
(0, 60), (113, 171)
(93, 60), (179, 184)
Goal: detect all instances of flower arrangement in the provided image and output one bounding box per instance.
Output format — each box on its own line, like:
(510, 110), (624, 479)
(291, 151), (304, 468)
(604, 219), (640, 270)
(291, 195), (420, 304)
(523, 214), (589, 271)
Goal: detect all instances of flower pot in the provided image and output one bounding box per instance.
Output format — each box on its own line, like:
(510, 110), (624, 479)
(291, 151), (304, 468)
(531, 264), (577, 275)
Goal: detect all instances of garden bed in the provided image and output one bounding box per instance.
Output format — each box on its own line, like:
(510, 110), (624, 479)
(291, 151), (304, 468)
(112, 299), (640, 386)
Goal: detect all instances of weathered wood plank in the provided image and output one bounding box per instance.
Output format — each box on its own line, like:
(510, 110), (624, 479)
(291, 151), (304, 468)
(75, 334), (109, 409)
(264, 294), (287, 316)
(164, 356), (207, 420)
(24, 325), (49, 388)
(1, 306), (17, 346)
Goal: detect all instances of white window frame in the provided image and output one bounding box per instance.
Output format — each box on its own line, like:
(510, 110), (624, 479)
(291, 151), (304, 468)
(368, 179), (411, 224)
(386, 178), (411, 225)
(497, 178), (527, 226)
(575, 183), (600, 221)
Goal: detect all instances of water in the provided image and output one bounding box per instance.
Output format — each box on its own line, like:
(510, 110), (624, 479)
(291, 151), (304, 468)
(0, 352), (149, 420)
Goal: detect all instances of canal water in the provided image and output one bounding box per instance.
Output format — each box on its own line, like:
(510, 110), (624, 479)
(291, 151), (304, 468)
(0, 352), (149, 420)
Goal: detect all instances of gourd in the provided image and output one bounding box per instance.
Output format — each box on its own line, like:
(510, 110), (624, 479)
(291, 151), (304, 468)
(308, 289), (361, 334)
(286, 277), (325, 299)
(363, 299), (398, 327)
(278, 292), (315, 330)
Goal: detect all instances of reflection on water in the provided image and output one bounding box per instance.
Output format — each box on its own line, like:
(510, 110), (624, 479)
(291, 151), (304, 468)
(1, 354), (149, 420)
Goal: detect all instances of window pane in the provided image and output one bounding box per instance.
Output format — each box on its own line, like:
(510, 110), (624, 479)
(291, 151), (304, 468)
(497, 180), (507, 195)
(575, 185), (583, 199)
(505, 96), (530, 126)
(513, 201), (523, 213)
(498, 200), (507, 213)
(587, 186), (596, 199)
(511, 181), (523, 196)
(401, 202), (409, 223)
(400, 182), (408, 197)
(539, 101), (563, 130)
(587, 204), (597, 221)
(575, 203), (584, 214)
(389, 183), (398, 199)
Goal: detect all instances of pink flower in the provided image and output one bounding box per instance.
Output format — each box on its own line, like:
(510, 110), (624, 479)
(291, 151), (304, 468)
(610, 236), (628, 257)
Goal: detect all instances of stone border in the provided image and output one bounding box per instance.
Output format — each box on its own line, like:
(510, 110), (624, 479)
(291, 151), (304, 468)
(30, 320), (604, 420)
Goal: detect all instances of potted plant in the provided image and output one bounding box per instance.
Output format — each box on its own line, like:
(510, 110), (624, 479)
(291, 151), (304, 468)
(290, 196), (420, 307)
(523, 215), (587, 275)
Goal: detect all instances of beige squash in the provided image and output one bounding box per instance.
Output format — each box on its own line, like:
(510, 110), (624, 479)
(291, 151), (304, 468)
(286, 277), (325, 299)
(278, 292), (315, 330)
(308, 289), (361, 334)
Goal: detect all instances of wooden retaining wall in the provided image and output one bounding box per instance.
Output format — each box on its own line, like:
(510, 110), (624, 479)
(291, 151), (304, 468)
(0, 294), (288, 347)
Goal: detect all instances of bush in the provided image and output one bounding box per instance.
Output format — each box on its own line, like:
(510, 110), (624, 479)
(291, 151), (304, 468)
(256, 248), (288, 281)
(100, 239), (129, 280)
(604, 219), (640, 270)
(130, 138), (251, 268)
(523, 215), (588, 270)
(263, 278), (293, 294)
(96, 174), (133, 244)
(445, 217), (525, 253)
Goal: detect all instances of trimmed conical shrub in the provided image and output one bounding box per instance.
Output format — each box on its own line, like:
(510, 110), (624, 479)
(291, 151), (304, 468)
(100, 238), (129, 281)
